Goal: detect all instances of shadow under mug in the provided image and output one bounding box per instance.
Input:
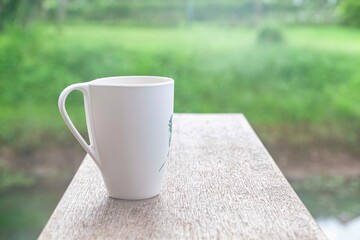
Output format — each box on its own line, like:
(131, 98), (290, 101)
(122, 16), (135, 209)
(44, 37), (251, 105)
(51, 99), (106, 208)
(58, 76), (174, 199)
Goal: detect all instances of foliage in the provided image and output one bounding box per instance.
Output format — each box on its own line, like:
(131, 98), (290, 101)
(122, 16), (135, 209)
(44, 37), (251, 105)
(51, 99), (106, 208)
(0, 0), (340, 28)
(59, 0), (337, 25)
(332, 74), (360, 119)
(257, 24), (284, 44)
(339, 0), (360, 27)
(0, 162), (35, 192)
(0, 0), (43, 29)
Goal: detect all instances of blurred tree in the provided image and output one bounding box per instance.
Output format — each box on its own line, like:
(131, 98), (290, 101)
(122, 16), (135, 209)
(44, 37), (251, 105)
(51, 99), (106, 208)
(252, 0), (263, 26)
(186, 0), (194, 24)
(339, 0), (360, 27)
(57, 0), (67, 24)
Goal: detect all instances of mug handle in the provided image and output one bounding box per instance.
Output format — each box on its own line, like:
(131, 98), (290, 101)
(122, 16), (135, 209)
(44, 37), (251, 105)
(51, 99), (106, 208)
(58, 83), (101, 168)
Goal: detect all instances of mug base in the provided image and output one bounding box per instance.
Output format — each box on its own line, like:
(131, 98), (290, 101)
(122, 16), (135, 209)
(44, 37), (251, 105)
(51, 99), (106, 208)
(108, 192), (160, 200)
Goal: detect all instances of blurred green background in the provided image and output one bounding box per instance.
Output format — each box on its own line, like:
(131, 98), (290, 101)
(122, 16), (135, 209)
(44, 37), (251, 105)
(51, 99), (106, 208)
(0, 0), (360, 239)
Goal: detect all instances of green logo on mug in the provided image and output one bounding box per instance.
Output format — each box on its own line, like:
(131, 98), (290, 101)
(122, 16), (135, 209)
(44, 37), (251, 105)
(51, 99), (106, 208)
(159, 114), (173, 172)
(168, 114), (173, 146)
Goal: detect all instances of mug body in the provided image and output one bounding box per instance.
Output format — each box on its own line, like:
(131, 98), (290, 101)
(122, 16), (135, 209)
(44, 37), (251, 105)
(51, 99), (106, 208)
(88, 76), (173, 199)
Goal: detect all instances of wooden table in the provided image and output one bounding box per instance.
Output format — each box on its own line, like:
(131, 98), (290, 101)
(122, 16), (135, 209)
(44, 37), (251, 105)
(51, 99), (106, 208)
(39, 114), (326, 239)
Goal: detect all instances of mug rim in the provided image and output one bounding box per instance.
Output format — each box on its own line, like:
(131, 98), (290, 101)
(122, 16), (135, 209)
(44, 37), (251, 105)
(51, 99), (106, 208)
(90, 76), (174, 87)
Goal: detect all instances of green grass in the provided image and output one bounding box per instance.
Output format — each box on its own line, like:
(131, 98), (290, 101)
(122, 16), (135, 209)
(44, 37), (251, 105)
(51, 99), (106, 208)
(0, 24), (360, 148)
(286, 25), (360, 53)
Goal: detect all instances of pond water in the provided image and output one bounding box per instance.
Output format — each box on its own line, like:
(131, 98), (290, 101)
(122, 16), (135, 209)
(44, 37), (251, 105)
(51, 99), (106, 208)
(0, 179), (359, 239)
(290, 176), (360, 239)
(317, 216), (360, 240)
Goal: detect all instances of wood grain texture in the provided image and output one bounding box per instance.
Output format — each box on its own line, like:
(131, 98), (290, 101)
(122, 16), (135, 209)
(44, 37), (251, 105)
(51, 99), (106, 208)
(39, 114), (326, 240)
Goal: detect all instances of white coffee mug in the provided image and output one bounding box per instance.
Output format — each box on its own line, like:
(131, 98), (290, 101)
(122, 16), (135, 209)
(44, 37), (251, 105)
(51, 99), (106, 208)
(58, 76), (174, 199)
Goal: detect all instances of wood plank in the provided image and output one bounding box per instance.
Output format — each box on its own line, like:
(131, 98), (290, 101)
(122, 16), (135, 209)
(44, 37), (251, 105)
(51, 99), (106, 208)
(39, 114), (326, 240)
